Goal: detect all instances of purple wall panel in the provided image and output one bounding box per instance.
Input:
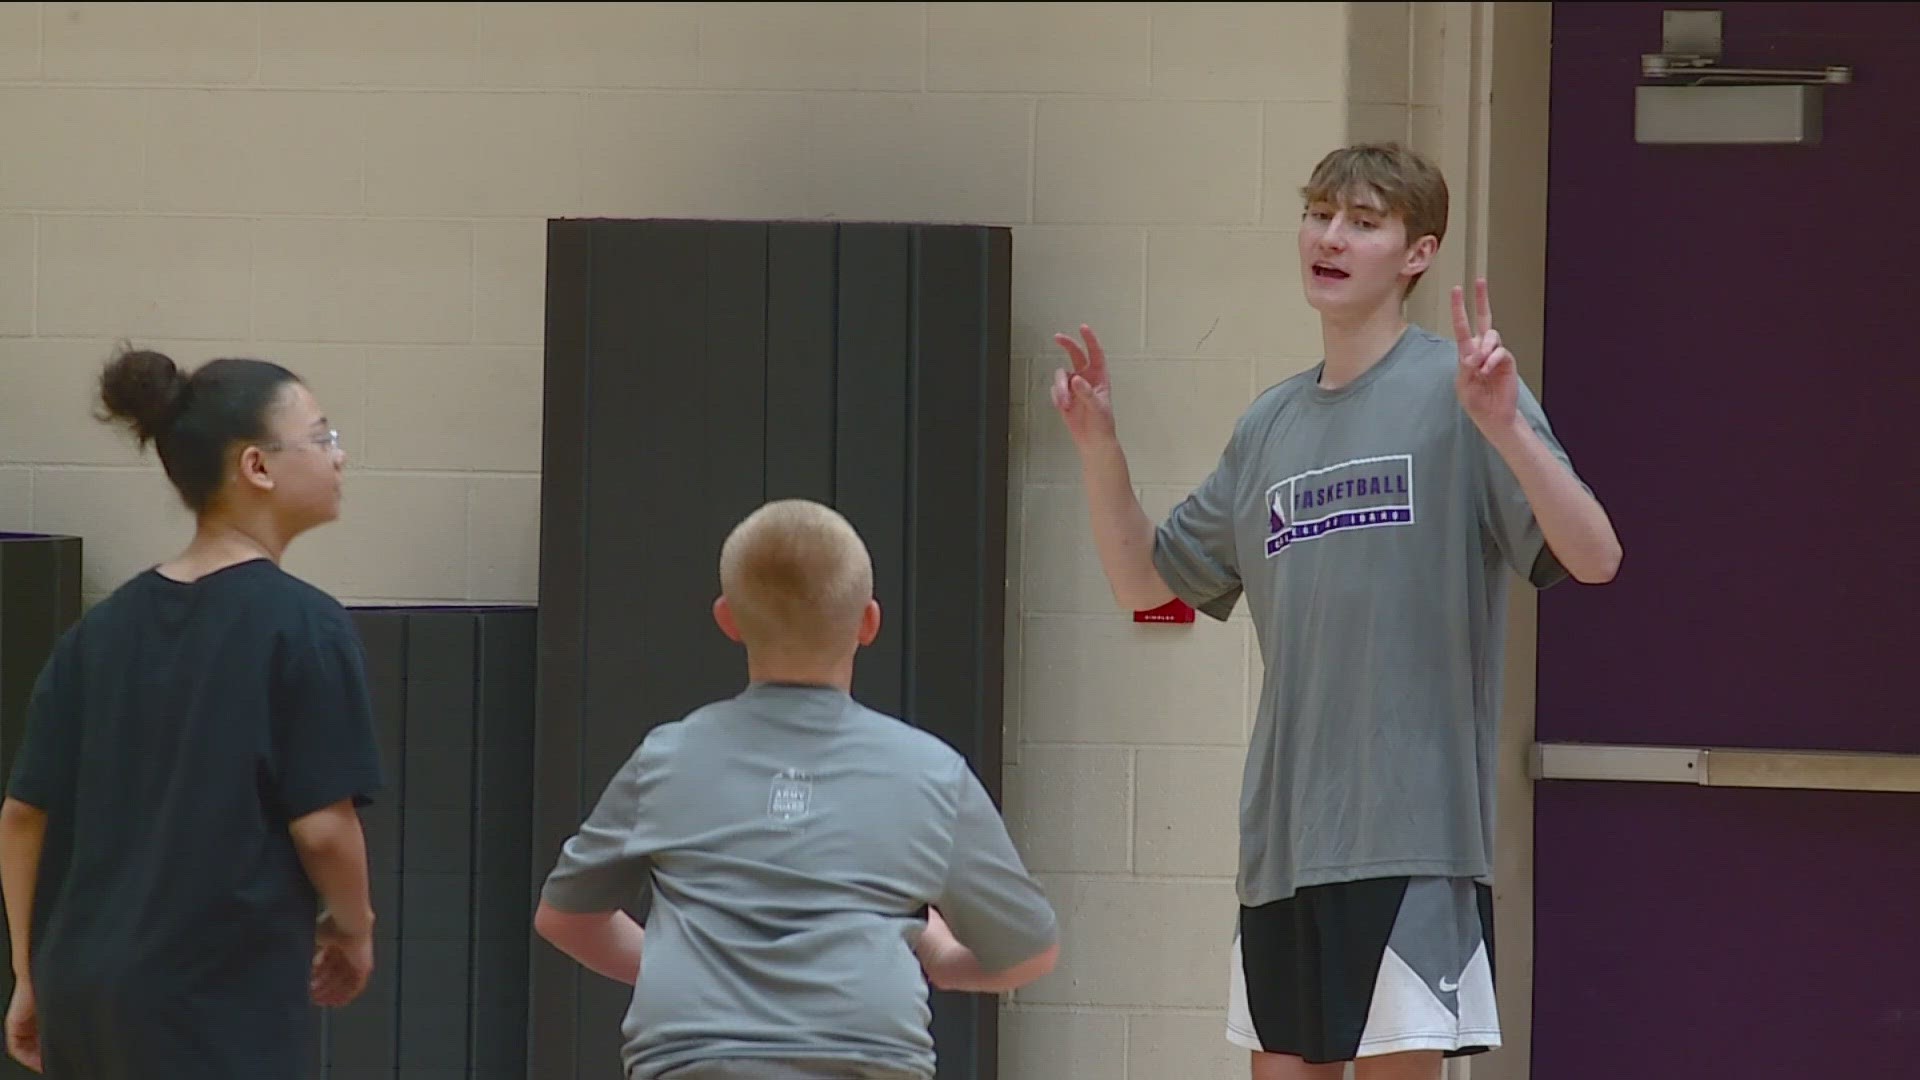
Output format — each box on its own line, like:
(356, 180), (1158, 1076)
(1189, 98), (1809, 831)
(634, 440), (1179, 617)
(1536, 3), (1920, 752)
(1534, 5), (1920, 1075)
(1533, 782), (1920, 1077)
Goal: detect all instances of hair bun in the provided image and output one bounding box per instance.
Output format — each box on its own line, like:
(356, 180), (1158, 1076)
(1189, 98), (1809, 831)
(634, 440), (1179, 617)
(98, 347), (189, 446)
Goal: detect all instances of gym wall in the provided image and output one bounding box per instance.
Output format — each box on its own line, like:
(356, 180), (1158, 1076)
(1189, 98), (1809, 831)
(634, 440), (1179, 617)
(0, 5), (1475, 1077)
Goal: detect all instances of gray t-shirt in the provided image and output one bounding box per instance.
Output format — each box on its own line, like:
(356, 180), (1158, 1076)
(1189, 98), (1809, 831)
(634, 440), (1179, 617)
(541, 683), (1057, 1080)
(1152, 325), (1582, 907)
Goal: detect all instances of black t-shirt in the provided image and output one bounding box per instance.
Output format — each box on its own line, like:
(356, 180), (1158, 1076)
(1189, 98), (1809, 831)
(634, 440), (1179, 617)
(6, 558), (383, 1077)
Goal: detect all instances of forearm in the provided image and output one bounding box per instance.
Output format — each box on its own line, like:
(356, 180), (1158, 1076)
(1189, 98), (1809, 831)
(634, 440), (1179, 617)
(289, 802), (375, 937)
(1483, 416), (1622, 584)
(915, 919), (1058, 994)
(1076, 438), (1176, 610)
(920, 949), (1048, 994)
(534, 902), (644, 986)
(0, 799), (47, 980)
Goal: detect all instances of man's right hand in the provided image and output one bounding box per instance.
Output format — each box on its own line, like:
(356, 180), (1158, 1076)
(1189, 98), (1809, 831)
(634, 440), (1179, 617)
(311, 909), (375, 1008)
(1050, 324), (1117, 447)
(1045, 323), (1177, 612)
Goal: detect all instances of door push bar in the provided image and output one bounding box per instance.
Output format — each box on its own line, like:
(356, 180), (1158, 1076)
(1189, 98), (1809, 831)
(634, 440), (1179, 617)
(1531, 744), (1920, 795)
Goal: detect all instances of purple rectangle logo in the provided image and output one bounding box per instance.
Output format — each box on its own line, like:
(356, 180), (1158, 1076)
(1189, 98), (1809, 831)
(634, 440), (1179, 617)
(1264, 454), (1415, 557)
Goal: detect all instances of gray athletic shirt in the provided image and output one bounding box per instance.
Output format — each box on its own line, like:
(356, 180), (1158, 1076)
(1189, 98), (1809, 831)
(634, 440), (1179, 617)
(540, 683), (1057, 1080)
(1152, 325), (1583, 907)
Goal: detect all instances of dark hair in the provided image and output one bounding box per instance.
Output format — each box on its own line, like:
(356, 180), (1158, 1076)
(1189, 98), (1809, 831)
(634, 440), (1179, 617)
(97, 346), (302, 513)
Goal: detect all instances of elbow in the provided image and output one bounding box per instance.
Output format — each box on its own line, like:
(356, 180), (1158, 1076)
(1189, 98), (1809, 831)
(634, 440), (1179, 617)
(1024, 941), (1060, 982)
(0, 800), (46, 864)
(288, 800), (362, 858)
(533, 900), (605, 948)
(1115, 570), (1178, 614)
(990, 941), (1061, 993)
(1573, 540), (1623, 585)
(0, 798), (45, 835)
(532, 900), (567, 944)
(287, 826), (343, 863)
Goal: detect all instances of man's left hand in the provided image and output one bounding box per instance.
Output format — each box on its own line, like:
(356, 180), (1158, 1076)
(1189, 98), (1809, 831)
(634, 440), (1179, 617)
(1452, 278), (1519, 432)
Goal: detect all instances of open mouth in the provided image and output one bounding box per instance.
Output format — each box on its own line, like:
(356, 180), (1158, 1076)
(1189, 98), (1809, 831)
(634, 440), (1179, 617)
(1312, 263), (1350, 281)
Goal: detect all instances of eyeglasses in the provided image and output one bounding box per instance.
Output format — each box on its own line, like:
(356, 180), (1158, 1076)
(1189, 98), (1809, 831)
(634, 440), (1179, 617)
(260, 429), (342, 454)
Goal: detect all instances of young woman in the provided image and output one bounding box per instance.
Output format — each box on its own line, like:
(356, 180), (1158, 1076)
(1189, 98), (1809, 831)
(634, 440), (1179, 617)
(0, 347), (385, 1077)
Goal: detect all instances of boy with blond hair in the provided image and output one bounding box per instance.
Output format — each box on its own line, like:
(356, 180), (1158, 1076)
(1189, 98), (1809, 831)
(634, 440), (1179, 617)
(1049, 143), (1622, 1079)
(535, 499), (1058, 1080)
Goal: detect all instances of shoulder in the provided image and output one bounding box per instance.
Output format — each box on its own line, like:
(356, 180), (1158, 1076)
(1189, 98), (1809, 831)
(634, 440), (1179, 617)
(243, 568), (367, 680)
(75, 569), (159, 629)
(628, 701), (736, 770)
(28, 621), (84, 687)
(1387, 325), (1464, 386)
(254, 565), (360, 641)
(637, 714), (695, 758)
(581, 716), (692, 795)
(850, 704), (974, 777)
(1358, 325), (1468, 423)
(264, 564), (352, 618)
(1221, 370), (1316, 459)
(1242, 369), (1316, 425)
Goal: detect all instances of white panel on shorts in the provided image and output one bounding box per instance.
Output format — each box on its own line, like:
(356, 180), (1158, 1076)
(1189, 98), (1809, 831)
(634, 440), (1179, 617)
(1225, 932), (1262, 1051)
(1355, 941), (1502, 1058)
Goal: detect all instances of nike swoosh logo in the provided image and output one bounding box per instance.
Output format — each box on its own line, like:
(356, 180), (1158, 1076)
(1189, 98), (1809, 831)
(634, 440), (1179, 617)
(1438, 977), (1459, 992)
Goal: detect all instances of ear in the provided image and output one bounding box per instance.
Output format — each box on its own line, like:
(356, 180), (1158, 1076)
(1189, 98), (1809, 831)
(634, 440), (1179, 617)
(1402, 233), (1439, 278)
(856, 599), (881, 647)
(237, 444), (275, 494)
(713, 597), (744, 644)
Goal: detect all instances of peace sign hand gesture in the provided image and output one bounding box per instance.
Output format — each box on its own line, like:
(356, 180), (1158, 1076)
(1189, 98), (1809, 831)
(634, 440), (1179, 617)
(1452, 278), (1518, 432)
(1049, 324), (1117, 448)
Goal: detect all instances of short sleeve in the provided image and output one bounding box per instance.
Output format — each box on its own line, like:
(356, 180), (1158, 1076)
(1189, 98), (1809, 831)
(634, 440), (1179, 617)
(540, 746), (655, 914)
(1480, 380), (1581, 589)
(933, 760), (1058, 972)
(1151, 434), (1245, 621)
(272, 609), (384, 820)
(5, 628), (82, 812)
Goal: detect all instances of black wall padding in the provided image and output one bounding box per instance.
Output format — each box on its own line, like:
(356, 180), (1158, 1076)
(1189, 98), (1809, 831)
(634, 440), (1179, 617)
(332, 605), (539, 1080)
(536, 220), (1013, 1080)
(0, 534), (82, 1080)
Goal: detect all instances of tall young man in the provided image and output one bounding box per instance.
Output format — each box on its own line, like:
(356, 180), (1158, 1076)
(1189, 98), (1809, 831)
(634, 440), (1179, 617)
(1048, 143), (1621, 1080)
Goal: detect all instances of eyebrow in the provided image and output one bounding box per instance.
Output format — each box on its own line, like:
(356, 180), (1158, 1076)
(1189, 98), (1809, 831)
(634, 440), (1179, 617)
(1308, 198), (1386, 215)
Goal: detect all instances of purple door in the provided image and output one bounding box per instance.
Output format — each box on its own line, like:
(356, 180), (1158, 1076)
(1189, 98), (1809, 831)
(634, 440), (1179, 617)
(1533, 4), (1920, 1077)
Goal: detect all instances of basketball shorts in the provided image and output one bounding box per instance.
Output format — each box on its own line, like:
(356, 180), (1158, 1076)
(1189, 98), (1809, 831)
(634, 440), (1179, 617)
(1226, 876), (1501, 1064)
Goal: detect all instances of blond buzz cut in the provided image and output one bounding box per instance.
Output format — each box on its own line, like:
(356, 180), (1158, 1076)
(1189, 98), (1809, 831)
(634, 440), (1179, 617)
(719, 499), (874, 656)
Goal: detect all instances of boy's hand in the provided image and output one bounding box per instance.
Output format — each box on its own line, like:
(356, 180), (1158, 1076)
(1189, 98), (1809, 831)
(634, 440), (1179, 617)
(915, 907), (963, 972)
(311, 910), (375, 1008)
(912, 906), (1060, 994)
(1452, 279), (1519, 432)
(1050, 324), (1118, 448)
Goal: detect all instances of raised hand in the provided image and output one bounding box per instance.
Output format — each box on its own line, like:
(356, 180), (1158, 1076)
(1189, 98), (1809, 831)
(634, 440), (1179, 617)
(1049, 324), (1117, 447)
(1452, 278), (1518, 431)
